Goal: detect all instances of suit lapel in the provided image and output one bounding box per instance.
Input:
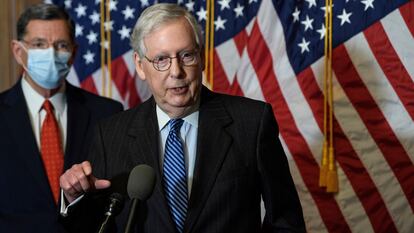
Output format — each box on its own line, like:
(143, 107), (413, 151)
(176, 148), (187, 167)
(185, 88), (233, 233)
(64, 83), (90, 169)
(2, 82), (55, 204)
(127, 98), (177, 232)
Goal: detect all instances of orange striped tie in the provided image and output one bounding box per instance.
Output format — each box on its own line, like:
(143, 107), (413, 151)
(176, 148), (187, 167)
(40, 100), (64, 204)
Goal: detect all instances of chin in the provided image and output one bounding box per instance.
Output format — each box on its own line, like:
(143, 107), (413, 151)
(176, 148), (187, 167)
(170, 101), (190, 108)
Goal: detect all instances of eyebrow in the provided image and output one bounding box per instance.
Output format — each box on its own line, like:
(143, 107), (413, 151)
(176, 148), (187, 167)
(27, 37), (47, 42)
(152, 48), (198, 57)
(26, 38), (71, 44)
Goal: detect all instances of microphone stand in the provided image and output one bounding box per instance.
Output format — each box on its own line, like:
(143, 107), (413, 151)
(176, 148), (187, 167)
(97, 214), (112, 233)
(124, 199), (138, 233)
(97, 193), (124, 233)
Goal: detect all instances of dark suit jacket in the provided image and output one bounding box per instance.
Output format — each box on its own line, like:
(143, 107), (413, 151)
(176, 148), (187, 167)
(0, 80), (123, 233)
(66, 86), (305, 233)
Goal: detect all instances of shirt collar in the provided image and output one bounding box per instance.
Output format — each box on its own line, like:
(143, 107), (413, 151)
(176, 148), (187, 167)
(156, 105), (199, 131)
(21, 75), (66, 115)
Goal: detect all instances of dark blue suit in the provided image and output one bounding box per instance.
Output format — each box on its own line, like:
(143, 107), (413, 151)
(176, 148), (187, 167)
(0, 80), (123, 233)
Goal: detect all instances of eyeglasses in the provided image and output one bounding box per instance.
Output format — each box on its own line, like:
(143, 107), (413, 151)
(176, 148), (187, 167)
(20, 39), (73, 52)
(144, 50), (199, 72)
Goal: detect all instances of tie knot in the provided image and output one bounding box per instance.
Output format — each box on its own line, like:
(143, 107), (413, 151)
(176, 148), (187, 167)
(42, 100), (54, 113)
(169, 119), (184, 133)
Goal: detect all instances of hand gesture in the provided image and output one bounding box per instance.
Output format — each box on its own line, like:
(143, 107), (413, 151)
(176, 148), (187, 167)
(60, 161), (111, 203)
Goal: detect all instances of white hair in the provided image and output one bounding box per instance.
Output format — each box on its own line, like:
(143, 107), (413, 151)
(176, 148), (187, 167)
(130, 3), (204, 58)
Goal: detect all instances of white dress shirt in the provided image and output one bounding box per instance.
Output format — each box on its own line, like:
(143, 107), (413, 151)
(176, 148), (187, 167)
(156, 105), (199, 197)
(21, 76), (67, 151)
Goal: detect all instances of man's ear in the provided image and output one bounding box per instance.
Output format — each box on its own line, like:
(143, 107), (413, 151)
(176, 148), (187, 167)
(134, 52), (146, 81)
(11, 40), (25, 66)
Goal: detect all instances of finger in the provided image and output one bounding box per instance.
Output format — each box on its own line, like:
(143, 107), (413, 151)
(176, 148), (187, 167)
(60, 172), (82, 200)
(81, 161), (92, 176)
(73, 169), (92, 192)
(67, 161), (94, 192)
(61, 177), (77, 203)
(94, 179), (111, 190)
(67, 171), (86, 193)
(60, 174), (75, 194)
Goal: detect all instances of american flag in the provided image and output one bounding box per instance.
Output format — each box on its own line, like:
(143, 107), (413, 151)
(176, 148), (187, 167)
(48, 0), (414, 232)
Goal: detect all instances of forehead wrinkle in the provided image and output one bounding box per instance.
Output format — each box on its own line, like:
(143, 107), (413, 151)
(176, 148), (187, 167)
(143, 19), (196, 57)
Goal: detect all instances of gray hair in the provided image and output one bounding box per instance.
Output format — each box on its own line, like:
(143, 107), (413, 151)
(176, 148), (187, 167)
(130, 3), (203, 58)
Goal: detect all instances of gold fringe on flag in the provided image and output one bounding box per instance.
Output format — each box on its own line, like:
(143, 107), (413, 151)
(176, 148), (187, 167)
(100, 0), (106, 96)
(204, 0), (215, 90)
(99, 0), (113, 98)
(105, 0), (112, 97)
(320, 0), (338, 193)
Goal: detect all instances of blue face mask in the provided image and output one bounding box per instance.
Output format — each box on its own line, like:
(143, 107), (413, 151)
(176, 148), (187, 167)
(22, 46), (71, 89)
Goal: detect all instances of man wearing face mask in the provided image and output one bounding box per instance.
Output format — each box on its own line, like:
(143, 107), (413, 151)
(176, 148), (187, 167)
(0, 3), (123, 232)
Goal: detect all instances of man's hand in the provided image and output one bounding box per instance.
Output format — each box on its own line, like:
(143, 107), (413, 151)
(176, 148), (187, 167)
(60, 161), (111, 203)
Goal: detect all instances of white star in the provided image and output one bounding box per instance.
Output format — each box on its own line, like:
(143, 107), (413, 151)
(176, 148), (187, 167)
(317, 24), (326, 40)
(185, 0), (195, 12)
(292, 7), (300, 22)
(86, 31), (98, 44)
(104, 21), (114, 31)
(298, 38), (310, 53)
(74, 3), (87, 18)
(95, 0), (100, 5)
(196, 7), (207, 22)
(214, 16), (227, 31)
(140, 0), (149, 7)
(89, 11), (100, 25)
(361, 0), (375, 11)
(118, 25), (131, 40)
(109, 0), (118, 11)
(218, 0), (231, 11)
(122, 5), (135, 20)
(337, 9), (352, 26)
(305, 0), (317, 9)
(301, 15), (314, 31)
(64, 0), (72, 9)
(75, 23), (84, 37)
(234, 3), (244, 18)
(83, 50), (95, 64)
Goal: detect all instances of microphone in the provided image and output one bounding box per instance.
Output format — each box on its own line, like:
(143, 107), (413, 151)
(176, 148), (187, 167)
(97, 193), (125, 233)
(124, 164), (156, 233)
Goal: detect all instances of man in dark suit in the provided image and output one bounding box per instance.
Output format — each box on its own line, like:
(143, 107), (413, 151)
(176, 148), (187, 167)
(0, 4), (123, 232)
(60, 3), (306, 233)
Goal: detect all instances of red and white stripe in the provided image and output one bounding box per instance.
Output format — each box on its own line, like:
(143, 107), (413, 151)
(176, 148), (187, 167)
(65, 1), (414, 232)
(213, 0), (414, 232)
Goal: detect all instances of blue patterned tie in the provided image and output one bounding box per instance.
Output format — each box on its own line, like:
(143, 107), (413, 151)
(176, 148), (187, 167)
(163, 119), (187, 233)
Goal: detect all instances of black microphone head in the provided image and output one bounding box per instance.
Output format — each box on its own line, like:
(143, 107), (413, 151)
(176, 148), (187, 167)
(106, 193), (125, 216)
(127, 164), (156, 201)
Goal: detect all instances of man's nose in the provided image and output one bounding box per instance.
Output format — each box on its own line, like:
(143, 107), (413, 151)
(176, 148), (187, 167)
(169, 57), (183, 78)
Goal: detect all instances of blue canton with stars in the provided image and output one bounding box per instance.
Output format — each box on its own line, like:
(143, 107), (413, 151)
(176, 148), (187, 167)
(49, 0), (261, 82)
(273, 0), (409, 74)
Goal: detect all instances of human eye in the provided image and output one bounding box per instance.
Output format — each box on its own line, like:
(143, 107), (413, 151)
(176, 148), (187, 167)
(180, 51), (196, 64)
(55, 41), (71, 51)
(154, 56), (170, 65)
(31, 40), (47, 49)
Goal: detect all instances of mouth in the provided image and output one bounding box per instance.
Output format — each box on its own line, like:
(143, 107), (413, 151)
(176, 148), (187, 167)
(169, 86), (189, 94)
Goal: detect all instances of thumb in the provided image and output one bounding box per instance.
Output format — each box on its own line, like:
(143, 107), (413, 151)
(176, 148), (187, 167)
(94, 179), (111, 190)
